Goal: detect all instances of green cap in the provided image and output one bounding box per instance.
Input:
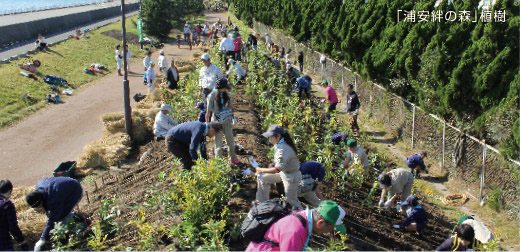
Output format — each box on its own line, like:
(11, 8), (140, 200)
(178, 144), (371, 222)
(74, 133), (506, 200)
(322, 80), (328, 85)
(232, 33), (237, 39)
(346, 139), (357, 147)
(457, 216), (474, 226)
(318, 200), (347, 233)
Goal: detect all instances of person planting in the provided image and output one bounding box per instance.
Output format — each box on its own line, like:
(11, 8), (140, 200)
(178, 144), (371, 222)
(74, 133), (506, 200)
(0, 180), (29, 251)
(299, 161), (326, 207)
(165, 121), (223, 170)
(294, 75), (312, 100)
(26, 177), (83, 252)
(245, 200), (347, 251)
(256, 125), (302, 209)
(391, 195), (428, 235)
(342, 139), (370, 176)
(406, 151), (428, 178)
(205, 78), (240, 164)
(437, 224), (478, 251)
(227, 59), (247, 82)
(378, 168), (414, 210)
(153, 104), (178, 141)
(321, 80), (339, 121)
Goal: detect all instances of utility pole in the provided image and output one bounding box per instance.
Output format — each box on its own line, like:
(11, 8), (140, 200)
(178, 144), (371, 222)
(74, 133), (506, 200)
(139, 0), (143, 49)
(121, 0), (132, 138)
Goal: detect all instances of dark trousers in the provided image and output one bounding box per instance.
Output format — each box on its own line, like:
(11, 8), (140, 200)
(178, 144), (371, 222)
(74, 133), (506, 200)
(299, 62), (303, 73)
(166, 138), (193, 170)
(224, 51), (235, 70)
(327, 102), (338, 120)
(298, 88), (310, 100)
(168, 80), (178, 90)
(349, 113), (360, 131)
(235, 49), (242, 62)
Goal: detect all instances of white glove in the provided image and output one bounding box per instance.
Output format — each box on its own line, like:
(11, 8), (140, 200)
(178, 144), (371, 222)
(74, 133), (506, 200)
(396, 202), (402, 212)
(241, 168), (252, 176)
(392, 225), (401, 229)
(378, 199), (385, 208)
(384, 200), (392, 208)
(249, 156), (258, 168)
(34, 239), (45, 252)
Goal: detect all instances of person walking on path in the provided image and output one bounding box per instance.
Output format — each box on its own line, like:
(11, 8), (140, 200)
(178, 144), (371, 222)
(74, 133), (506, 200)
(378, 168), (414, 210)
(166, 59), (179, 90)
(298, 51), (304, 73)
(183, 22), (191, 43)
(146, 62), (156, 94)
(26, 177), (83, 252)
(406, 151), (428, 178)
(165, 121), (223, 170)
(346, 84), (360, 131)
(299, 161), (326, 207)
(392, 195), (428, 235)
(245, 200), (347, 251)
(157, 50), (168, 73)
(255, 125), (302, 209)
(0, 180), (29, 251)
(199, 53), (223, 106)
(342, 139), (370, 176)
(115, 45), (123, 76)
(206, 78), (240, 164)
(154, 104), (178, 141)
(124, 45), (131, 73)
(143, 51), (152, 85)
(322, 80), (338, 121)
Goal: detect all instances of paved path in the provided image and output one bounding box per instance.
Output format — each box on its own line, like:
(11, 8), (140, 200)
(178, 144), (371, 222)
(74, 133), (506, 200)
(0, 1), (139, 60)
(0, 11), (227, 186)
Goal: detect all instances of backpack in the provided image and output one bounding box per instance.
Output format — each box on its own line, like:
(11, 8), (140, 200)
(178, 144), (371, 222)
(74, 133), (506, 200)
(241, 199), (306, 243)
(44, 75), (68, 86)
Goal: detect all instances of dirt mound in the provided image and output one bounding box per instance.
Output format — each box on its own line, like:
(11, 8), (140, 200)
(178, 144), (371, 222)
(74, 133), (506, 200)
(101, 30), (140, 44)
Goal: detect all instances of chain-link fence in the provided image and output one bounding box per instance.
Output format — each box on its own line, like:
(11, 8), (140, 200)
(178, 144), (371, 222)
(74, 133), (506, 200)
(252, 19), (520, 218)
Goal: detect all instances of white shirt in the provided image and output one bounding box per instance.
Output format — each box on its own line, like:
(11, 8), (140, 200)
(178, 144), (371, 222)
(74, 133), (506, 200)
(154, 111), (178, 137)
(115, 49), (122, 61)
(126, 50), (131, 60)
(146, 67), (156, 84)
(219, 37), (235, 52)
(184, 26), (190, 34)
(285, 53), (291, 64)
(158, 55), (168, 68)
(143, 56), (151, 68)
(39, 37), (46, 44)
(199, 64), (223, 90)
(228, 63), (246, 78)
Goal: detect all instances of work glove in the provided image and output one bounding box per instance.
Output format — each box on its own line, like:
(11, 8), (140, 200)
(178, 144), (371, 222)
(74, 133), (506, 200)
(392, 225), (401, 229)
(378, 199), (385, 208)
(384, 200), (392, 208)
(396, 201), (402, 212)
(34, 239), (45, 252)
(20, 243), (29, 251)
(249, 156), (258, 168)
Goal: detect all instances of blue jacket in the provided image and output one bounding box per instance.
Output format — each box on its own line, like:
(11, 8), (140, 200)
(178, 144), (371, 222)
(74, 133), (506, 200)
(346, 91), (360, 112)
(295, 76), (312, 91)
(198, 110), (206, 123)
(406, 154), (425, 170)
(400, 205), (428, 231)
(36, 177), (83, 240)
(166, 121), (207, 160)
(300, 161), (325, 182)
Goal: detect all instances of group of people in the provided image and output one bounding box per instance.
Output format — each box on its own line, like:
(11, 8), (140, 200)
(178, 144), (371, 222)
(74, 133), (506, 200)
(1, 177), (84, 251)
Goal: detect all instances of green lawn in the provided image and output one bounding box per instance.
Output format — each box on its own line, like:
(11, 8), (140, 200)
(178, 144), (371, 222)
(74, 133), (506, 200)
(0, 16), (143, 128)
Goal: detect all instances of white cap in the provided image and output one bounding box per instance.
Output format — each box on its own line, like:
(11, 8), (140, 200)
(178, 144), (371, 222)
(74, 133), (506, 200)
(201, 53), (211, 60)
(161, 104), (172, 111)
(160, 50), (164, 55)
(228, 59), (235, 65)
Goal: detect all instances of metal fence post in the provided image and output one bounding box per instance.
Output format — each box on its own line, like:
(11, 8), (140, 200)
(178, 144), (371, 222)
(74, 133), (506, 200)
(442, 121), (446, 172)
(411, 105), (416, 150)
(480, 140), (487, 202)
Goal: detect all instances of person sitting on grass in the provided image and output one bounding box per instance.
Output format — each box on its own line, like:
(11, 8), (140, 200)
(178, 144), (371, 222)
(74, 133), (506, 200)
(406, 151), (428, 178)
(378, 168), (414, 210)
(246, 200), (347, 251)
(392, 195), (428, 235)
(0, 180), (29, 251)
(165, 121), (223, 171)
(342, 139), (370, 176)
(154, 104), (178, 141)
(26, 177), (83, 252)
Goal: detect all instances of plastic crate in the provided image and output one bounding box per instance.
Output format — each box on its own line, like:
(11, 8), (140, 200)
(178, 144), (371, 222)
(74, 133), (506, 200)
(53, 161), (76, 177)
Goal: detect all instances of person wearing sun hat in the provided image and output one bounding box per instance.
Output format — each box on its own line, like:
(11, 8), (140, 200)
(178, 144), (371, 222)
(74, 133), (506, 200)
(246, 200), (347, 251)
(378, 168), (414, 209)
(256, 125), (302, 209)
(199, 53), (223, 107)
(342, 138), (370, 176)
(392, 195), (428, 235)
(154, 103), (178, 141)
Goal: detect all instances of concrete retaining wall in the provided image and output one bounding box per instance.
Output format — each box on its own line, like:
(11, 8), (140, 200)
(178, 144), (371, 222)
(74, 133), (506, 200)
(0, 3), (139, 46)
